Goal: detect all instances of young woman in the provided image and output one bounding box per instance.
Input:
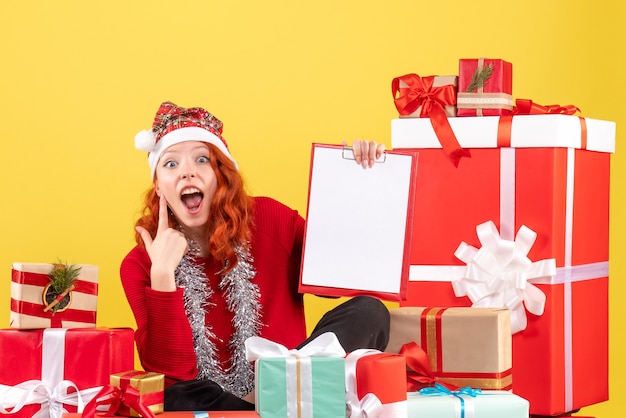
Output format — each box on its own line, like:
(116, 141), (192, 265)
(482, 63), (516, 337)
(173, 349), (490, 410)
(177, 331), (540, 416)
(120, 101), (390, 410)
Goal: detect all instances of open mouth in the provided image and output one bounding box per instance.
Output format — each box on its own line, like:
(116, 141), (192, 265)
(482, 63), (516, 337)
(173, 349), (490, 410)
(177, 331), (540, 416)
(181, 187), (204, 211)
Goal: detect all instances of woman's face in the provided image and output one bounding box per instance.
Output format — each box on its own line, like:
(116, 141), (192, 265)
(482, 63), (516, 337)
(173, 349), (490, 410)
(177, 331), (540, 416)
(154, 141), (218, 233)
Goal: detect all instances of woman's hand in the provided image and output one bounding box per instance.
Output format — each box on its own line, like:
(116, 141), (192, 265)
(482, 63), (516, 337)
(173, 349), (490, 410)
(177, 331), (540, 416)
(345, 139), (386, 168)
(136, 194), (188, 291)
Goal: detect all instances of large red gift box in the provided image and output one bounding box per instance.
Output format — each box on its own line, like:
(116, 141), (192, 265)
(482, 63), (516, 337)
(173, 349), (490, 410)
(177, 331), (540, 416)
(0, 328), (135, 418)
(391, 114), (615, 416)
(457, 58), (513, 116)
(10, 262), (99, 329)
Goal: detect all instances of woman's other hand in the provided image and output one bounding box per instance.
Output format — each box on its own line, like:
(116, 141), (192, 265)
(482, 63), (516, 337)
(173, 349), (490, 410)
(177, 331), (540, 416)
(345, 139), (386, 168)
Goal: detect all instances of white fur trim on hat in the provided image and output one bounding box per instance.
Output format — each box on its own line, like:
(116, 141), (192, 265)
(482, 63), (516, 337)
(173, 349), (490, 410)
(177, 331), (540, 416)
(145, 126), (238, 179)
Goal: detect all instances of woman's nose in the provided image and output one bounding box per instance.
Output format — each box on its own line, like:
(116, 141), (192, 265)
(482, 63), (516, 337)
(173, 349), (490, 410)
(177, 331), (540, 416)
(179, 161), (196, 179)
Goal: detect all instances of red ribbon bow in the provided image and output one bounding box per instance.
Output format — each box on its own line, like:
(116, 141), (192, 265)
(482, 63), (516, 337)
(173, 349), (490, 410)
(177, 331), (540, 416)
(81, 384), (157, 418)
(512, 98), (580, 116)
(400, 341), (457, 392)
(497, 99), (586, 148)
(392, 74), (470, 167)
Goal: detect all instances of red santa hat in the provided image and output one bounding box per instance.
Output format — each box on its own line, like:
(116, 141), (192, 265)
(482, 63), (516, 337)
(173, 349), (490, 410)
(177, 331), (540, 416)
(135, 101), (238, 179)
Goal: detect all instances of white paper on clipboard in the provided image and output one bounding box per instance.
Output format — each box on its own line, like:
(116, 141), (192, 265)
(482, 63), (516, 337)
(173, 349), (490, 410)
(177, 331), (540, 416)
(299, 143), (417, 300)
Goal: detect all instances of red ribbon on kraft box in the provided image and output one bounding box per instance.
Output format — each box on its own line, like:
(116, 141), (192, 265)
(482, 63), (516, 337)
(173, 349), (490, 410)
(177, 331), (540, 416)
(81, 371), (163, 418)
(392, 74), (470, 167)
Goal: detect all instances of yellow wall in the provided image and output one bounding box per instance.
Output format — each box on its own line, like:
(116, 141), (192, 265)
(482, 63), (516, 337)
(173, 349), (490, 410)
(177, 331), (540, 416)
(0, 1), (623, 416)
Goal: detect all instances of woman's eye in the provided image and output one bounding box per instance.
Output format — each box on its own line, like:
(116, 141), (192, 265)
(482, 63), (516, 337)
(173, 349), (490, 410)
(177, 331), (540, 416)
(164, 161), (177, 168)
(197, 156), (210, 164)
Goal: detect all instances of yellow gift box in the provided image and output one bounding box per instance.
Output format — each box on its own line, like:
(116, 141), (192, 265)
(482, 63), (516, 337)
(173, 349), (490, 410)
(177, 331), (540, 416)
(110, 370), (165, 417)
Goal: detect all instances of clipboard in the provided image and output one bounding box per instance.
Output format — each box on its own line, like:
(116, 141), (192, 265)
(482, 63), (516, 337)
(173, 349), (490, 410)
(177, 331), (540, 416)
(298, 143), (418, 301)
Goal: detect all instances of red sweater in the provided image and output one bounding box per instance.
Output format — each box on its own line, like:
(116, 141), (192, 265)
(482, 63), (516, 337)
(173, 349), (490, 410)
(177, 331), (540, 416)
(120, 196), (307, 385)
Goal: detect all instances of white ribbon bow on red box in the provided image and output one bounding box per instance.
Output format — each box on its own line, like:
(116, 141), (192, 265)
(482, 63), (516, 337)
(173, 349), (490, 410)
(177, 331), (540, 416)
(453, 220), (556, 333)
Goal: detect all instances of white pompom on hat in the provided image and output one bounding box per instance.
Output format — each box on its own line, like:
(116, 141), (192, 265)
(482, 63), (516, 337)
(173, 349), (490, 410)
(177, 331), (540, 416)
(135, 129), (157, 152)
(136, 101), (238, 179)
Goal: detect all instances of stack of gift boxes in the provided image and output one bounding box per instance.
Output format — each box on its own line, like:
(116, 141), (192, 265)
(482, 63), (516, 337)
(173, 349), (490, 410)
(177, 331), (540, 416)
(0, 262), (165, 418)
(386, 58), (614, 417)
(0, 58), (613, 418)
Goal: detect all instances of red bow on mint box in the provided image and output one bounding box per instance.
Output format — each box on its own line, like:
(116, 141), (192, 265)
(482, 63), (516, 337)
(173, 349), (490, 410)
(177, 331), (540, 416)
(392, 74), (471, 167)
(400, 341), (458, 393)
(497, 99), (586, 148)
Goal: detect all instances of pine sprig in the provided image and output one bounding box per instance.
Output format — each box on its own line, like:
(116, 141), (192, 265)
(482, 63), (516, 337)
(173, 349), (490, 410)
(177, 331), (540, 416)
(48, 261), (81, 294)
(466, 63), (494, 92)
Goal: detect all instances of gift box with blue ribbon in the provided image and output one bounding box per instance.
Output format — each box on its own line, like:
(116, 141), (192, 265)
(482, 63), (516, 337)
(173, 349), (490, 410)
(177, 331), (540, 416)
(407, 383), (529, 418)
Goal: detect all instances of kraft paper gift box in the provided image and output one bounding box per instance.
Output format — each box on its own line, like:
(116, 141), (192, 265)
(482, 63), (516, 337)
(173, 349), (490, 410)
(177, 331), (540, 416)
(0, 327), (135, 418)
(64, 413), (259, 417)
(386, 307), (512, 391)
(457, 58), (513, 116)
(245, 332), (346, 418)
(392, 74), (458, 118)
(391, 114), (615, 415)
(10, 262), (99, 329)
(407, 384), (530, 418)
(345, 350), (408, 417)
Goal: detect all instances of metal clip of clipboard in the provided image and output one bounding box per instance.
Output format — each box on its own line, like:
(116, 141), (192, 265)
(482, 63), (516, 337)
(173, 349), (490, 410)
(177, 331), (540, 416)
(341, 146), (387, 163)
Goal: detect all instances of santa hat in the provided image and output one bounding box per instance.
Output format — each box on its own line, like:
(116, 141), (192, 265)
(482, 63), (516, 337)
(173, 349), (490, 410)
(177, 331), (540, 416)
(135, 101), (238, 179)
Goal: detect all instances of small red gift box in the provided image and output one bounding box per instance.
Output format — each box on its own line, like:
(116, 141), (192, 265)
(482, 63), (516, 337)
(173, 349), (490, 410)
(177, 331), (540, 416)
(457, 58), (513, 116)
(345, 350), (408, 417)
(10, 262), (99, 329)
(391, 114), (614, 416)
(0, 328), (135, 418)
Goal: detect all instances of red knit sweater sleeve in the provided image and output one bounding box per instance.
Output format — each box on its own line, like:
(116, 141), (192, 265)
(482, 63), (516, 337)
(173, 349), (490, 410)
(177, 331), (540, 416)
(120, 246), (198, 385)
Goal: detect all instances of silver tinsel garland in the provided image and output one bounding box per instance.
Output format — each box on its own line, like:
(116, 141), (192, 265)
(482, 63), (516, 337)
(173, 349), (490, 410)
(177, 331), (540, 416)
(175, 241), (261, 398)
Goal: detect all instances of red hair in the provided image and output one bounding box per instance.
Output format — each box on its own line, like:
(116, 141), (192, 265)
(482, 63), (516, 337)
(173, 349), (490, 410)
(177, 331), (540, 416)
(134, 143), (254, 272)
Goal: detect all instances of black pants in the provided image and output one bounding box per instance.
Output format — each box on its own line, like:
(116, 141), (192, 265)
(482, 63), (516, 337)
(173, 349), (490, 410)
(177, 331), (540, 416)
(164, 296), (390, 411)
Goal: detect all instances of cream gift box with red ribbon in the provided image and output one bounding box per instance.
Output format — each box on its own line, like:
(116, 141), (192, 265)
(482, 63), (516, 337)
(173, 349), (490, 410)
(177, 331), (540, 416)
(245, 332), (346, 418)
(391, 114), (614, 416)
(0, 328), (135, 418)
(10, 263), (99, 329)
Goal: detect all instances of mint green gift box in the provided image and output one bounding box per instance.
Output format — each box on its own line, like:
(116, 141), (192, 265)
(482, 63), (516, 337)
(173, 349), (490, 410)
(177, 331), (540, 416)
(246, 332), (347, 418)
(255, 356), (346, 418)
(407, 385), (529, 418)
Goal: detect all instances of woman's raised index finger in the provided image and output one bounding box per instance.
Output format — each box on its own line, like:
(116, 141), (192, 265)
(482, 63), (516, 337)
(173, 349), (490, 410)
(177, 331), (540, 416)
(158, 194), (170, 232)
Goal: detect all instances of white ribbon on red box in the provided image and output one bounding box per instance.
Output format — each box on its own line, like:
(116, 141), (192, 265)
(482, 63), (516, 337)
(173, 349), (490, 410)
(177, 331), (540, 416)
(452, 220), (555, 334)
(0, 329), (102, 418)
